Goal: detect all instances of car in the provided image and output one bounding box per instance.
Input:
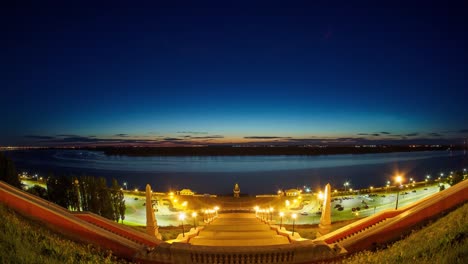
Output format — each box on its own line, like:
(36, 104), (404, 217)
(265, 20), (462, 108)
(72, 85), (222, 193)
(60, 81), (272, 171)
(338, 207), (344, 211)
(300, 212), (308, 216)
(412, 190), (417, 193)
(334, 204), (341, 208)
(364, 205), (369, 209)
(356, 207), (361, 211)
(351, 208), (356, 212)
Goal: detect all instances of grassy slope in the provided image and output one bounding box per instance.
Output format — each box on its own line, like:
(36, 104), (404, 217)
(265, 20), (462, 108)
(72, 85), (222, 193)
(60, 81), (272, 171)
(0, 204), (128, 264)
(342, 202), (468, 264)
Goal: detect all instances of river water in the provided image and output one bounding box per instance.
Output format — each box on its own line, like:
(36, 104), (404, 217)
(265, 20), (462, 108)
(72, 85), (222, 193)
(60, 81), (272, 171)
(6, 150), (468, 194)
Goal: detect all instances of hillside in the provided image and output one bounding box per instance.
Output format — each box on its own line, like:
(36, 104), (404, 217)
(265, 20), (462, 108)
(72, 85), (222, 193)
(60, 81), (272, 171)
(0, 204), (128, 264)
(342, 202), (468, 264)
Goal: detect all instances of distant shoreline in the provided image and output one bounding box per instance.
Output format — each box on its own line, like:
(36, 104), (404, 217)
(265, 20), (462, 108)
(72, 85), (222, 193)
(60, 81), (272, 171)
(89, 146), (460, 157)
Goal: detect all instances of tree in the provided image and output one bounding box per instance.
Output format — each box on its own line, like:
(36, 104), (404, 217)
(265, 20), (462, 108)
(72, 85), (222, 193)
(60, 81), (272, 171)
(97, 177), (114, 220)
(0, 152), (21, 188)
(109, 179), (126, 223)
(449, 171), (464, 186)
(46, 174), (71, 208)
(26, 185), (48, 199)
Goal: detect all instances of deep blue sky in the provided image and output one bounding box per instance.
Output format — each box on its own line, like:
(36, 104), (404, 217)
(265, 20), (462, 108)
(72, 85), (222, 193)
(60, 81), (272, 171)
(1, 1), (467, 146)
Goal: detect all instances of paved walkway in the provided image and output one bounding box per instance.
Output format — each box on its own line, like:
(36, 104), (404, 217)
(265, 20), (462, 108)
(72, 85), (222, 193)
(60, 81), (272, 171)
(189, 213), (290, 246)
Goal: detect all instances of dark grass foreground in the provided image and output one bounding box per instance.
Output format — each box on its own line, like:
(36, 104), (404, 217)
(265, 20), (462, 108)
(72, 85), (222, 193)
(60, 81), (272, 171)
(0, 204), (129, 264)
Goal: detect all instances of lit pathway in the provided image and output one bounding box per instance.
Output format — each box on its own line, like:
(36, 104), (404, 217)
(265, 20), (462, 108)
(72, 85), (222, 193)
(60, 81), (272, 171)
(189, 213), (290, 246)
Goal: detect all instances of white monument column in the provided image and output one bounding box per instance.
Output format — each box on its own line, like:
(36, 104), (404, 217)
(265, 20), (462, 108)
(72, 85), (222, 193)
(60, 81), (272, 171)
(318, 183), (332, 236)
(146, 184), (162, 240)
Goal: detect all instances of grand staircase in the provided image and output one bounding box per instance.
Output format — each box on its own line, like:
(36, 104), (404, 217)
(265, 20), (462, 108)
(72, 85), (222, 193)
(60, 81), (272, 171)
(189, 213), (290, 246)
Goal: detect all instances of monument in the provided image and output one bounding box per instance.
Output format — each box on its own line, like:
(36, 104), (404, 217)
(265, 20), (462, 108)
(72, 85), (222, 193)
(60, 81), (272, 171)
(233, 183), (240, 198)
(146, 184), (162, 240)
(318, 183), (332, 236)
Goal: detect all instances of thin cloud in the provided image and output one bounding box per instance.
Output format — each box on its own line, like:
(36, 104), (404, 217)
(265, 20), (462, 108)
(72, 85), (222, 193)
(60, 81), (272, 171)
(114, 134), (130, 137)
(459, 129), (468, 133)
(428, 132), (442, 137)
(163, 137), (183, 141)
(405, 133), (419, 137)
(380, 132), (391, 135)
(357, 133), (369, 136)
(24, 135), (56, 140)
(244, 136), (292, 139)
(177, 131), (208, 135)
(190, 135), (224, 139)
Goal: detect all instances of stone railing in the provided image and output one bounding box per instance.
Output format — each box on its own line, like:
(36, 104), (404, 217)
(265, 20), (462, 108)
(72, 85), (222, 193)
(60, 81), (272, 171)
(135, 240), (345, 264)
(317, 179), (468, 253)
(0, 181), (144, 259)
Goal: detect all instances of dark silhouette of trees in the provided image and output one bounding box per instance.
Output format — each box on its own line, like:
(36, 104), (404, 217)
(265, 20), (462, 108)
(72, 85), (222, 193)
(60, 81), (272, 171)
(110, 179), (126, 223)
(26, 185), (48, 199)
(0, 152), (21, 188)
(46, 174), (71, 208)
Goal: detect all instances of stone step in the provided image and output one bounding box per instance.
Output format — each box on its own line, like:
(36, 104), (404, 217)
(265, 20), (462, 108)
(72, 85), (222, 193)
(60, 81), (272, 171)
(189, 236), (289, 246)
(198, 231), (278, 239)
(203, 225), (271, 232)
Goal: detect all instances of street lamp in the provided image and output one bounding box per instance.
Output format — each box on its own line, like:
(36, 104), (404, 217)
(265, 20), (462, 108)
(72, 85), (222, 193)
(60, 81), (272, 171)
(123, 182), (127, 190)
(291, 213), (297, 236)
(179, 213), (186, 237)
(344, 182), (349, 192)
(192, 212), (197, 228)
(395, 175), (403, 210)
(254, 206), (259, 217)
(214, 206), (219, 216)
(279, 212), (284, 229)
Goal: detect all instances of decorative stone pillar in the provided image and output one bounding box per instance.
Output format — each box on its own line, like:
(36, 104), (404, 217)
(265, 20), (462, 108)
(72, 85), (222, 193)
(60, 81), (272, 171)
(233, 183), (240, 198)
(146, 184), (162, 240)
(318, 183), (332, 236)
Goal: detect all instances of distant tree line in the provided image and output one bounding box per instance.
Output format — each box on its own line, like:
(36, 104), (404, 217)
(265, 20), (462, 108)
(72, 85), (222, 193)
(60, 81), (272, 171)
(0, 152), (125, 223)
(95, 146), (461, 157)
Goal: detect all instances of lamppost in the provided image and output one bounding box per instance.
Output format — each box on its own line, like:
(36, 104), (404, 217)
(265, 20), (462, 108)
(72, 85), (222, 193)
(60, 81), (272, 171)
(179, 213), (186, 237)
(254, 206), (259, 217)
(344, 182), (349, 192)
(192, 212), (197, 228)
(291, 213), (297, 236)
(123, 182), (127, 190)
(395, 175), (403, 210)
(214, 206), (219, 217)
(269, 207), (273, 221)
(279, 212), (284, 229)
(74, 179), (81, 211)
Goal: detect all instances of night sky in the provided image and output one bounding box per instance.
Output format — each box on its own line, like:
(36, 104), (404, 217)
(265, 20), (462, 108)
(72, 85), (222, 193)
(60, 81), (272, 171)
(1, 1), (467, 146)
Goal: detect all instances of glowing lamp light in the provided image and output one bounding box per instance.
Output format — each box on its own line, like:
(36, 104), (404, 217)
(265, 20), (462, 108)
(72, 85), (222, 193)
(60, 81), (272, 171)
(179, 213), (186, 221)
(318, 192), (324, 200)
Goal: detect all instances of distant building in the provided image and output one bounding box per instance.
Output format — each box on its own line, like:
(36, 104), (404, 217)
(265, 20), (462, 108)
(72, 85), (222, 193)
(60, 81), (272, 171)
(179, 189), (194, 196)
(285, 189), (300, 197)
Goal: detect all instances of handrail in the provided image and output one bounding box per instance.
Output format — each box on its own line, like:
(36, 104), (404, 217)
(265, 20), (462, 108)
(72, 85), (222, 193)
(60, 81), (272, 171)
(0, 181), (144, 258)
(73, 212), (162, 247)
(317, 179), (468, 247)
